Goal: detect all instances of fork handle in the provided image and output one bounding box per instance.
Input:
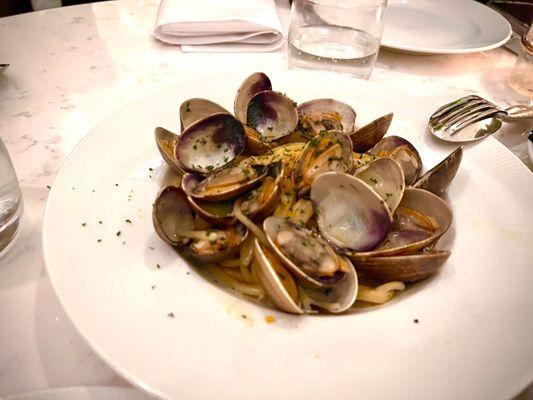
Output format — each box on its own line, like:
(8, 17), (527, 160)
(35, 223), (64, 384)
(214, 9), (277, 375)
(503, 105), (533, 121)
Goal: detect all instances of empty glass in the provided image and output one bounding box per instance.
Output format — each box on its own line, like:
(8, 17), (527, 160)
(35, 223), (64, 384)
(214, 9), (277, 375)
(509, 25), (533, 97)
(288, 0), (387, 79)
(0, 137), (23, 256)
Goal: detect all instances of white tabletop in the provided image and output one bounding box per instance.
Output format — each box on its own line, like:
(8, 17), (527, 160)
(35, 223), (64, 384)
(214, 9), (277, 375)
(0, 0), (532, 398)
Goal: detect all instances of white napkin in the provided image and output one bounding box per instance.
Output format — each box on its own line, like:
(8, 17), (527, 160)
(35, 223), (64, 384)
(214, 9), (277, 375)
(153, 0), (284, 52)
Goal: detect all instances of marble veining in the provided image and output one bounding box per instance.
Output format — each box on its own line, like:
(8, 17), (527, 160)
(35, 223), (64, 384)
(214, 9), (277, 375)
(0, 0), (531, 398)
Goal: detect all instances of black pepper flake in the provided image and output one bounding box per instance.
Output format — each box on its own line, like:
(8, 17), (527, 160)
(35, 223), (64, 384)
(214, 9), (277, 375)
(413, 319), (419, 324)
(121, 241), (126, 245)
(116, 230), (121, 236)
(81, 222), (86, 227)
(98, 220), (102, 224)
(125, 219), (132, 224)
(115, 183), (119, 187)
(186, 271), (190, 275)
(148, 246), (155, 250)
(97, 239), (102, 242)
(148, 167), (153, 171)
(151, 285), (156, 289)
(156, 264), (161, 269)
(46, 185), (51, 190)
(167, 312), (175, 318)
(92, 189), (95, 192)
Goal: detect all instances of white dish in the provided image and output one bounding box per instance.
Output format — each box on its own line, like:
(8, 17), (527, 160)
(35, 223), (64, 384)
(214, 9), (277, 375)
(43, 70), (533, 400)
(381, 0), (512, 54)
(3, 386), (152, 400)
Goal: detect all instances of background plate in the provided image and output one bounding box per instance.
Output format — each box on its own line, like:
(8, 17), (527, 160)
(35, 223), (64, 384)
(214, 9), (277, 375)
(382, 0), (512, 54)
(43, 70), (533, 400)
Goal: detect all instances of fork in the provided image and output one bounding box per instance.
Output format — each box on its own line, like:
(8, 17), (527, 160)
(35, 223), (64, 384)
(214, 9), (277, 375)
(429, 95), (533, 137)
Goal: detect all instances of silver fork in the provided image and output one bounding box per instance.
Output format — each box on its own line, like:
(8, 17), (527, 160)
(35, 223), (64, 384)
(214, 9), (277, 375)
(429, 95), (533, 142)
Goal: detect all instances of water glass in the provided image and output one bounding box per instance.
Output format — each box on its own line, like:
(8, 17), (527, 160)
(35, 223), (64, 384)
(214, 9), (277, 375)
(0, 137), (23, 256)
(288, 0), (387, 79)
(509, 25), (533, 98)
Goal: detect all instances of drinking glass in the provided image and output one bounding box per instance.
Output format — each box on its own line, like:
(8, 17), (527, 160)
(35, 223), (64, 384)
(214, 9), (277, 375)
(288, 0), (387, 79)
(0, 137), (23, 256)
(509, 24), (533, 98)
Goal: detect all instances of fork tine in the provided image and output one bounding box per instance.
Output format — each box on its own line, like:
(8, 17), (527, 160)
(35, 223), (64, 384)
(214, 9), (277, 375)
(434, 99), (488, 126)
(442, 103), (496, 128)
(448, 108), (501, 134)
(431, 95), (482, 119)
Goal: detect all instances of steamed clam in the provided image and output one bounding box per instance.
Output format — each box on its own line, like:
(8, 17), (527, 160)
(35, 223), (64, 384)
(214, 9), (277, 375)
(151, 71), (461, 315)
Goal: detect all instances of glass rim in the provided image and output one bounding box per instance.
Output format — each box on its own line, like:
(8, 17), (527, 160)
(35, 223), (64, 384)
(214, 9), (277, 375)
(298, 0), (387, 9)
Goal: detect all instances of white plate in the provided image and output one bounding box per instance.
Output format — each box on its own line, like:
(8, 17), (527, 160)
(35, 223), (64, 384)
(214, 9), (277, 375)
(43, 70), (533, 400)
(3, 386), (152, 400)
(382, 0), (512, 54)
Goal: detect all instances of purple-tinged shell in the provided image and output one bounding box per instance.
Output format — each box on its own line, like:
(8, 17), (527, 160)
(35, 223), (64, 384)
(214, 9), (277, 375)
(247, 90), (298, 143)
(179, 98), (230, 132)
(176, 113), (245, 175)
(310, 172), (392, 253)
(234, 72), (272, 124)
(350, 113), (393, 152)
(414, 146), (463, 195)
(155, 127), (185, 175)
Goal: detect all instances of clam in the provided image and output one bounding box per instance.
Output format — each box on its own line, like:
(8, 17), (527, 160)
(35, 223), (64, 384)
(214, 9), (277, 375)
(354, 158), (405, 214)
(350, 187), (453, 260)
(239, 162), (283, 219)
(370, 136), (422, 185)
(311, 172), (392, 252)
(155, 127), (185, 174)
(152, 186), (245, 262)
(176, 113), (245, 174)
(234, 72), (272, 124)
(179, 98), (230, 132)
(350, 113), (393, 152)
(297, 99), (356, 138)
(292, 131), (354, 196)
(354, 250), (451, 283)
(243, 125), (271, 155)
(181, 173), (235, 226)
(190, 163), (268, 202)
(247, 90), (298, 143)
(263, 216), (349, 288)
(413, 146), (463, 195)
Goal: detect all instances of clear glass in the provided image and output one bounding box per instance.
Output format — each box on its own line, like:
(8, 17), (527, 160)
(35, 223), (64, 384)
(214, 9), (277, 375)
(509, 24), (533, 98)
(288, 0), (387, 79)
(0, 137), (23, 256)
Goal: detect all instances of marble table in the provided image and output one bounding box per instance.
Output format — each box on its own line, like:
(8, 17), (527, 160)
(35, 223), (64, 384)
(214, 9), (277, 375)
(0, 0), (532, 398)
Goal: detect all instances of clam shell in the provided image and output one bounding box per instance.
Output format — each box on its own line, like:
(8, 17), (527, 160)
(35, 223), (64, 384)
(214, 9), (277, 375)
(370, 136), (422, 185)
(253, 239), (304, 314)
(152, 186), (195, 246)
(297, 99), (356, 137)
(154, 127), (185, 174)
(247, 90), (298, 143)
(350, 113), (393, 152)
(234, 72), (272, 124)
(179, 98), (230, 132)
(311, 172), (392, 252)
(354, 250), (451, 283)
(414, 146), (463, 195)
(176, 113), (245, 174)
(354, 158), (405, 214)
(181, 173), (235, 226)
(190, 164), (267, 202)
(239, 162), (283, 219)
(263, 216), (346, 288)
(292, 131), (354, 196)
(243, 125), (271, 155)
(350, 187), (453, 260)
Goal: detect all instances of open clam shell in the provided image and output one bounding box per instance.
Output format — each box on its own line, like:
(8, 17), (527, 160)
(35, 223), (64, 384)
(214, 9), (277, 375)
(253, 239), (304, 314)
(354, 158), (405, 215)
(155, 127), (185, 174)
(190, 163), (268, 202)
(350, 187), (453, 260)
(247, 90), (298, 143)
(292, 131), (354, 196)
(311, 172), (392, 252)
(297, 99), (356, 138)
(243, 125), (271, 155)
(176, 113), (245, 174)
(179, 98), (230, 132)
(152, 186), (246, 262)
(234, 72), (272, 124)
(414, 146), (463, 195)
(239, 162), (283, 219)
(350, 113), (393, 153)
(263, 216), (347, 288)
(370, 136), (422, 185)
(355, 250), (451, 283)
(182, 173), (235, 226)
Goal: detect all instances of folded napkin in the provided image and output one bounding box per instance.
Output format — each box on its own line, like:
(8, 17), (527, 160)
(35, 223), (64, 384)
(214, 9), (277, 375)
(153, 0), (284, 52)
